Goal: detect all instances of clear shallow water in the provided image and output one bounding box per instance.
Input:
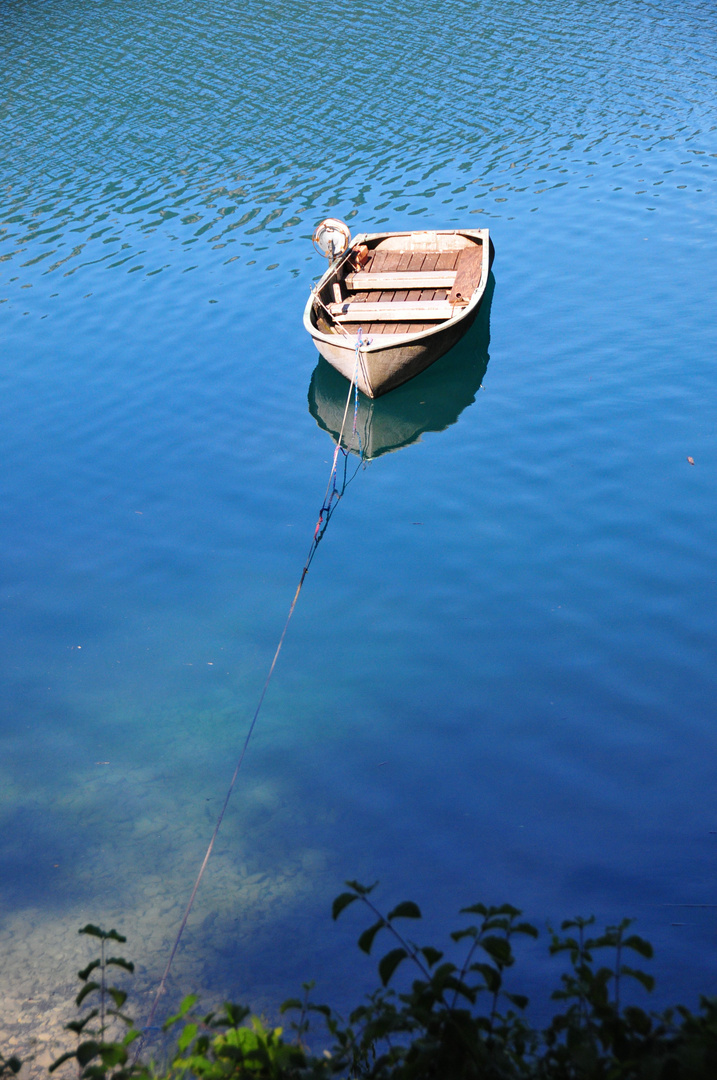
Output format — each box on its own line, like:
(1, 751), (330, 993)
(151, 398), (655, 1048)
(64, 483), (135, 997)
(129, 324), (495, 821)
(2, 0), (717, 1059)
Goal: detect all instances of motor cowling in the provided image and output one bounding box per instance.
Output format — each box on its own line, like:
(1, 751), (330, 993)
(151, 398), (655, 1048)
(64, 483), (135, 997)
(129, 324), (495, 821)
(312, 218), (351, 260)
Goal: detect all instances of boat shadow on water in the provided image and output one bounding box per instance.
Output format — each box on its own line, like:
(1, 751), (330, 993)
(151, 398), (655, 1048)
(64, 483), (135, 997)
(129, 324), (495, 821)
(308, 271), (495, 460)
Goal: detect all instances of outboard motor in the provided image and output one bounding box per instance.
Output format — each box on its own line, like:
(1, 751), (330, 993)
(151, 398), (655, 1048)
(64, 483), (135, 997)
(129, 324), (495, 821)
(312, 218), (351, 261)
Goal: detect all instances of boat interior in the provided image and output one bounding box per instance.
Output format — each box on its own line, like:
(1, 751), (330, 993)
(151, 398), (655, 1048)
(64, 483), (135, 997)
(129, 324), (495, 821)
(314, 231), (485, 338)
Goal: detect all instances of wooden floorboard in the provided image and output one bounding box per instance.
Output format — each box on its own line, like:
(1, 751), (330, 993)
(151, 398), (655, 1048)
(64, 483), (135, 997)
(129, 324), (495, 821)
(369, 250), (389, 273)
(436, 251), (459, 271)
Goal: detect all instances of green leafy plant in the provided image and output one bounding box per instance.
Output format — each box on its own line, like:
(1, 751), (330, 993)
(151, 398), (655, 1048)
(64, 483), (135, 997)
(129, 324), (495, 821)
(163, 995), (331, 1079)
(50, 925), (146, 1080)
(328, 880), (539, 1078)
(42, 888), (717, 1080)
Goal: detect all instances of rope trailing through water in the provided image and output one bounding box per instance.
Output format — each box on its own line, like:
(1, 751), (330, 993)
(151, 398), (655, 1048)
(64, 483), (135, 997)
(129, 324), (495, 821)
(140, 334), (368, 1036)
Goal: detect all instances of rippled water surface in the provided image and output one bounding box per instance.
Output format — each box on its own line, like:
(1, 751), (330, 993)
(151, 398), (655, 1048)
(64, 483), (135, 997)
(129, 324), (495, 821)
(2, 0), (717, 1060)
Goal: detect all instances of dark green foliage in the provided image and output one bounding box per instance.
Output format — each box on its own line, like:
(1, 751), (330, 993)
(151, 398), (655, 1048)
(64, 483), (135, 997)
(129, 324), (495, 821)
(36, 888), (717, 1080)
(49, 925), (148, 1080)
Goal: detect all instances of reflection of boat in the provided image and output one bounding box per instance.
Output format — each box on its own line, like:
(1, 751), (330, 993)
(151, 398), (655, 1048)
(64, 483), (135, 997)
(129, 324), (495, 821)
(304, 222), (494, 398)
(308, 273), (494, 460)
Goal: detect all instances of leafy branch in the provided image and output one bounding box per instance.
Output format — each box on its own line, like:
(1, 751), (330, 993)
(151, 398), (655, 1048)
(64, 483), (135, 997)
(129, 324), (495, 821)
(50, 925), (145, 1080)
(38, 886), (717, 1080)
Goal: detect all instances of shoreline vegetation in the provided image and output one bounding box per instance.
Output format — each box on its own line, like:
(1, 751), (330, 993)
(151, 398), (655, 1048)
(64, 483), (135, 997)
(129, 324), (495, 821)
(3, 883), (717, 1080)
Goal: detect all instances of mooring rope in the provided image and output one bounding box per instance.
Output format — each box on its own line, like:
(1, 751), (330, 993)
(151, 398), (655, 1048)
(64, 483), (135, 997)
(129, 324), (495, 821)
(139, 336), (368, 1038)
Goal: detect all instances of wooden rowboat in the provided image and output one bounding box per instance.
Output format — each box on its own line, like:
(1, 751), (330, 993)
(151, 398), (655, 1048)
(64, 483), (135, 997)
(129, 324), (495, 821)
(303, 223), (494, 398)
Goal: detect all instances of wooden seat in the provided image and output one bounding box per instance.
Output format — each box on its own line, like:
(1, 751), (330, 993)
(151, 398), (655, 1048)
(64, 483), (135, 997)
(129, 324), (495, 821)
(344, 271), (457, 291)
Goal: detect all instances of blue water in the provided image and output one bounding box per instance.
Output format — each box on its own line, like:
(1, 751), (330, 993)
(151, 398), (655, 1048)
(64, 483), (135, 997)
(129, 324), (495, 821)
(2, 0), (717, 1053)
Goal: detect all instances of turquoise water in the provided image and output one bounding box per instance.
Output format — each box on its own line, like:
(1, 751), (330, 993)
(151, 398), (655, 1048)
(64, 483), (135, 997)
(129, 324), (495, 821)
(2, 0), (717, 1051)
